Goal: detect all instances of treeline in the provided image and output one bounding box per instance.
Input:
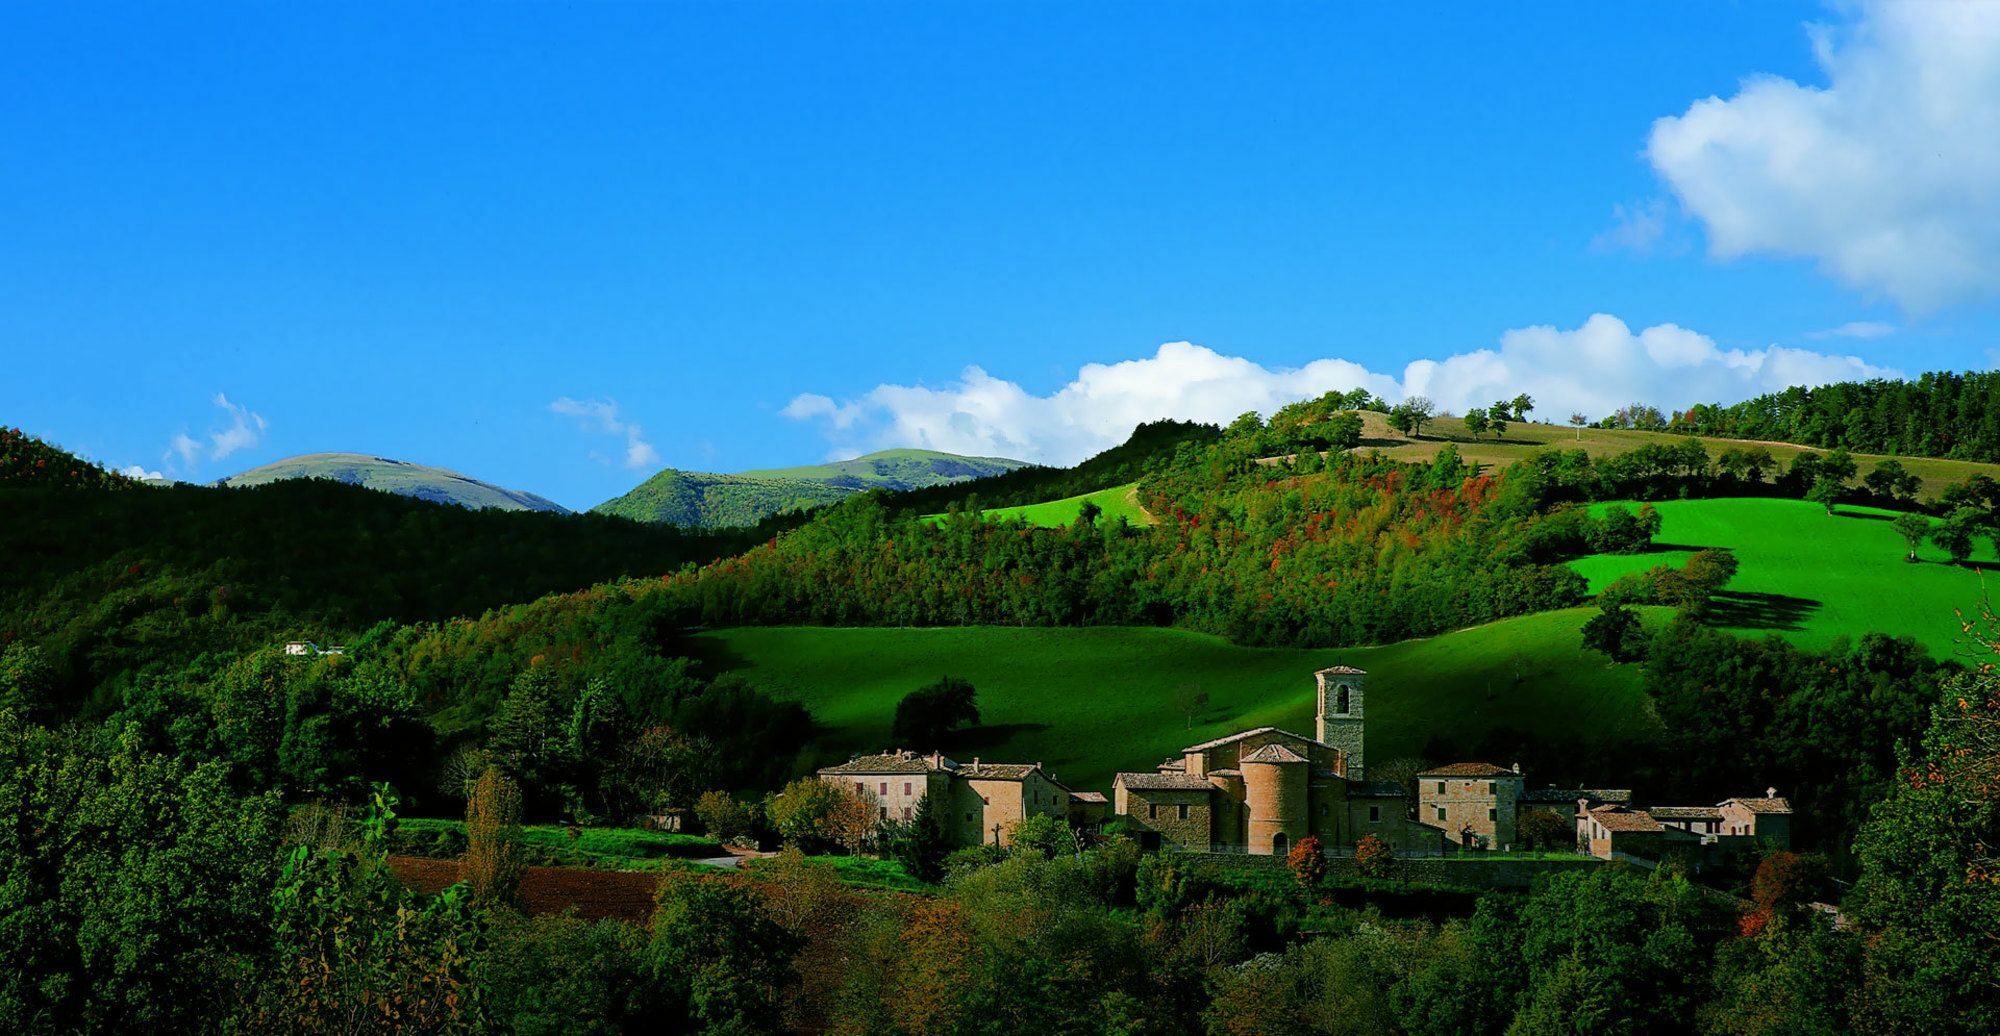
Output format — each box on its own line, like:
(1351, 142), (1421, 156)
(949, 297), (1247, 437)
(6, 644), (1995, 1033)
(0, 426), (134, 490)
(0, 475), (773, 716)
(1668, 371), (2000, 463)
(886, 418), (1221, 515)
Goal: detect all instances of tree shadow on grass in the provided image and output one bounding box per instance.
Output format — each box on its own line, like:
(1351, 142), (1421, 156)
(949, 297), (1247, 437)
(1704, 590), (1821, 632)
(941, 723), (1052, 753)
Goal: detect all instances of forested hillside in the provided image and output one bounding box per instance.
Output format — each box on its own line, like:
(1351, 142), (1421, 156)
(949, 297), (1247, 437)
(0, 427), (134, 490)
(1668, 371), (2000, 462)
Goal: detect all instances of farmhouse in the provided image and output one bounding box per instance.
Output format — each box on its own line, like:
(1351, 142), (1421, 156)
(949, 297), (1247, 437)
(816, 750), (1075, 848)
(1109, 667), (1441, 855)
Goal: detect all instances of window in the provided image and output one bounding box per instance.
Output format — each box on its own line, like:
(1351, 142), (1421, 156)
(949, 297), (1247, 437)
(1148, 804), (1158, 820)
(1335, 685), (1350, 714)
(1435, 805), (1447, 821)
(904, 782), (912, 796)
(1176, 803), (1189, 821)
(879, 782), (888, 795)
(1488, 808), (1496, 822)
(879, 807), (887, 820)
(854, 782), (865, 795)
(981, 796), (990, 806)
(901, 808), (911, 821)
(965, 812), (973, 822)
(1368, 806), (1381, 822)
(1436, 781), (1446, 794)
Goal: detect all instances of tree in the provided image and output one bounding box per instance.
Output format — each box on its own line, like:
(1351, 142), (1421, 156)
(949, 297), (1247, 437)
(1007, 813), (1072, 858)
(1388, 396), (1435, 438)
(1487, 400), (1514, 437)
(1865, 459), (1921, 502)
(1930, 507), (1981, 564)
(889, 792), (952, 883)
(1517, 808), (1571, 851)
(694, 789), (758, 841)
(1581, 603), (1647, 663)
(1510, 393), (1535, 422)
(766, 777), (855, 852)
(1173, 684), (1210, 730)
(1742, 446), (1776, 483)
(464, 765), (524, 908)
(1286, 835), (1327, 891)
(1806, 475), (1845, 515)
(1074, 499), (1102, 527)
(889, 677), (980, 749)
(1463, 407), (1490, 441)
(1354, 834), (1394, 880)
(1820, 447), (1858, 486)
(1569, 412), (1588, 441)
(0, 644), (54, 719)
(1890, 512), (1930, 563)
(647, 870), (801, 1033)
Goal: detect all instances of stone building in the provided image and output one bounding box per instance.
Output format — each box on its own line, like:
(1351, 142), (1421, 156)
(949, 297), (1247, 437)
(816, 750), (1072, 848)
(1110, 668), (1441, 856)
(1416, 762), (1524, 848)
(1576, 789), (1793, 863)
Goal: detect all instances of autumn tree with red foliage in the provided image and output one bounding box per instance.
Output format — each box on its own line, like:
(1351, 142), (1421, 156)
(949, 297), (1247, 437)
(1286, 835), (1327, 891)
(1355, 834), (1394, 880)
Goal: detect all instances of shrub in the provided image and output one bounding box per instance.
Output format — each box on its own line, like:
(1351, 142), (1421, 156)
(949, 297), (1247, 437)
(465, 766), (524, 908)
(1286, 835), (1327, 892)
(1355, 835), (1394, 880)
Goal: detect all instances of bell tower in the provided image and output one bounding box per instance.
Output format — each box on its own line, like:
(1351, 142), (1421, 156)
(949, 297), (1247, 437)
(1314, 666), (1367, 779)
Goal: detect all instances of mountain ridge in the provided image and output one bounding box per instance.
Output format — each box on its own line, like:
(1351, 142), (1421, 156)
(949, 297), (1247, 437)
(594, 447), (1030, 527)
(218, 452), (569, 513)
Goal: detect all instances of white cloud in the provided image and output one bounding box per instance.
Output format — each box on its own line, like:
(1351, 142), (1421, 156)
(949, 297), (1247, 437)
(1647, 2), (2000, 310)
(162, 393), (267, 471)
(784, 318), (1901, 465)
(120, 464), (164, 480)
(1591, 199), (1669, 254)
(1803, 320), (1896, 341)
(207, 392), (267, 461)
(550, 397), (661, 469)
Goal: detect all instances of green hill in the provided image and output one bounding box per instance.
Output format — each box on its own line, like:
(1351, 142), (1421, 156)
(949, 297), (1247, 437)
(218, 453), (568, 513)
(595, 448), (1028, 528)
(928, 482), (1154, 527)
(1570, 497), (2000, 656)
(690, 607), (1664, 790)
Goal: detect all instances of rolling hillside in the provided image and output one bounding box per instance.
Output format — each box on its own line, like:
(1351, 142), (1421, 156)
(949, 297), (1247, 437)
(925, 482), (1153, 527)
(1571, 497), (1999, 656)
(218, 453), (567, 513)
(691, 607), (1664, 790)
(596, 448), (1028, 528)
(1332, 412), (2000, 500)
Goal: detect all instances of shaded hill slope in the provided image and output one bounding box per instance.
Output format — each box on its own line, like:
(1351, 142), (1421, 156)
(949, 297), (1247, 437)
(218, 453), (568, 513)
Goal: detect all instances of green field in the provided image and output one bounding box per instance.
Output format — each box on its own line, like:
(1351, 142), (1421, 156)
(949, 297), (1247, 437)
(1569, 497), (1998, 655)
(691, 609), (1661, 791)
(925, 481), (1152, 528)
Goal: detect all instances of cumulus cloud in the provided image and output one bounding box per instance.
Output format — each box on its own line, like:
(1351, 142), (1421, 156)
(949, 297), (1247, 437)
(1647, 2), (2000, 310)
(1591, 199), (1670, 254)
(120, 464), (164, 480)
(783, 318), (1900, 465)
(162, 393), (267, 471)
(550, 397), (661, 469)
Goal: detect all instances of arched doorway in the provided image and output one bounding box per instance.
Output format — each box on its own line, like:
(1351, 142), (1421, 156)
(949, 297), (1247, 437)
(1271, 832), (1289, 856)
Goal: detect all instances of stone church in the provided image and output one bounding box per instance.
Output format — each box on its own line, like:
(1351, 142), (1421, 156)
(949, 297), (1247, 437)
(1110, 666), (1439, 855)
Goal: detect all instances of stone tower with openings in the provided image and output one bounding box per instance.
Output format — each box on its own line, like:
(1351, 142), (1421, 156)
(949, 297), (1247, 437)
(1314, 665), (1367, 779)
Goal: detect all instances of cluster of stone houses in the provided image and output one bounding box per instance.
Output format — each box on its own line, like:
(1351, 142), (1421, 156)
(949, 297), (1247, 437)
(818, 665), (1790, 867)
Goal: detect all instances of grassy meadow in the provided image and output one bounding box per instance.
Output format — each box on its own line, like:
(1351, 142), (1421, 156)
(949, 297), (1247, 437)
(691, 608), (1663, 791)
(924, 481), (1152, 528)
(1338, 412), (2000, 500)
(1570, 497), (1997, 656)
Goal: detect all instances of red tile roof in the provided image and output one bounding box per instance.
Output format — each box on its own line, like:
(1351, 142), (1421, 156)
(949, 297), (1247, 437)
(1419, 762), (1517, 778)
(1242, 743), (1308, 764)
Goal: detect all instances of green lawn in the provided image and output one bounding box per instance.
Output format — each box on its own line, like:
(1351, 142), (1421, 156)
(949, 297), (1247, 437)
(395, 818), (721, 867)
(924, 482), (1152, 528)
(691, 609), (1661, 792)
(1569, 497), (1998, 656)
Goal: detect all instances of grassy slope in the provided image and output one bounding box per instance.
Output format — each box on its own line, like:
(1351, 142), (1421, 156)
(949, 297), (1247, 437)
(926, 482), (1154, 528)
(691, 608), (1662, 791)
(1344, 413), (2000, 500)
(1570, 497), (1999, 656)
(220, 453), (568, 513)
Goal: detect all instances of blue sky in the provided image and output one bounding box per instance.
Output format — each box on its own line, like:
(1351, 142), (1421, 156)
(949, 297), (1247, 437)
(4, 2), (1998, 509)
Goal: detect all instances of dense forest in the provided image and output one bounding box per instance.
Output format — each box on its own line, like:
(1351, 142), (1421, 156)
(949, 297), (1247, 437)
(1664, 371), (2000, 462)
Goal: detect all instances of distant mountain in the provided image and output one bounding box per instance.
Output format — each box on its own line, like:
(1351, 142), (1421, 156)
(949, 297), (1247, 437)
(595, 448), (1030, 527)
(218, 453), (569, 513)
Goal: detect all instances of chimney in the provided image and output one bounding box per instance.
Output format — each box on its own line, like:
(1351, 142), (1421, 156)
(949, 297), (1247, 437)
(1766, 786), (1777, 798)
(1511, 761), (1522, 774)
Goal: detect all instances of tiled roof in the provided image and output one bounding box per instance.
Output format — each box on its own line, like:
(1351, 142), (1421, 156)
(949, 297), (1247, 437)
(1158, 758), (1187, 772)
(1722, 797), (1792, 814)
(1648, 806), (1722, 821)
(819, 752), (947, 775)
(1316, 665), (1367, 676)
(1069, 791), (1108, 804)
(1242, 743), (1307, 764)
(1519, 788), (1632, 804)
(1350, 781), (1408, 798)
(1115, 772), (1212, 792)
(1589, 806), (1662, 833)
(1419, 762), (1517, 778)
(961, 762), (1038, 781)
(1181, 726), (1329, 754)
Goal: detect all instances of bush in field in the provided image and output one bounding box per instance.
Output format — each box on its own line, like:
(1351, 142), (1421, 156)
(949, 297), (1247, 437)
(1286, 835), (1327, 891)
(1355, 834), (1394, 880)
(1007, 813), (1071, 858)
(694, 789), (758, 841)
(465, 766), (524, 908)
